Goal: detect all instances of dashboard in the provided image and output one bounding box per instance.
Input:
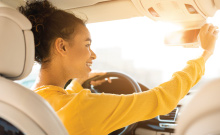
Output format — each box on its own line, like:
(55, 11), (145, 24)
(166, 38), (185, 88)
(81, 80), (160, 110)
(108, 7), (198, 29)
(135, 91), (195, 135)
(135, 107), (179, 135)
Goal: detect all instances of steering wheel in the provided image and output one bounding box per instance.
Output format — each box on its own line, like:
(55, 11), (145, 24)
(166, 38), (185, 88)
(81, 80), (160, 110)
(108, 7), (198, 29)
(82, 71), (142, 135)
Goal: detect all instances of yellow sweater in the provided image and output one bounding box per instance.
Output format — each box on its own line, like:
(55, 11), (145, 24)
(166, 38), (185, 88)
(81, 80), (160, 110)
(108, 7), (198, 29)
(34, 57), (205, 135)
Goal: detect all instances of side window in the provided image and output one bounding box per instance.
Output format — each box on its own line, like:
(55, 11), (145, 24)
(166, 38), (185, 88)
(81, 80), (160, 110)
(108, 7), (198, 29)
(0, 117), (25, 135)
(15, 63), (40, 89)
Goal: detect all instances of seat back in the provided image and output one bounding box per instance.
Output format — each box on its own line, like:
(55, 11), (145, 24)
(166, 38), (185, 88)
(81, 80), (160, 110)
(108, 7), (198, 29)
(0, 7), (68, 135)
(175, 78), (220, 135)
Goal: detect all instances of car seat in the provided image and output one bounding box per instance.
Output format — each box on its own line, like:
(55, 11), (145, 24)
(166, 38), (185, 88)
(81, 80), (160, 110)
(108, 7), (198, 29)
(0, 7), (68, 135)
(175, 78), (220, 135)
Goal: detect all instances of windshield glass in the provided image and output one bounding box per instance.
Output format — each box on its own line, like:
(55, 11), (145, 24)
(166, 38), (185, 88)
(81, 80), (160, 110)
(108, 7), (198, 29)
(16, 11), (220, 90)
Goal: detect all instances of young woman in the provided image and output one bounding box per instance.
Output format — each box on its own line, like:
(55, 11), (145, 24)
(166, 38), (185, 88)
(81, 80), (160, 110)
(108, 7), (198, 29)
(19, 1), (219, 135)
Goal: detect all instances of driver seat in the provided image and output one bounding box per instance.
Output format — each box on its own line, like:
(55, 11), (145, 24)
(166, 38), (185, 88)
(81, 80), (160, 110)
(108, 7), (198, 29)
(175, 78), (220, 135)
(0, 7), (68, 134)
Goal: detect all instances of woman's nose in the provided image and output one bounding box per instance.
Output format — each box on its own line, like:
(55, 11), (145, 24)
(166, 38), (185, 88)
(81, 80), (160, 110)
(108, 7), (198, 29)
(91, 49), (96, 60)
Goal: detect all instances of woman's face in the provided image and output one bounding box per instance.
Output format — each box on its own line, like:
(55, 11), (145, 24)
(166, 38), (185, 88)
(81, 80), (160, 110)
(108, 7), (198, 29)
(65, 24), (96, 78)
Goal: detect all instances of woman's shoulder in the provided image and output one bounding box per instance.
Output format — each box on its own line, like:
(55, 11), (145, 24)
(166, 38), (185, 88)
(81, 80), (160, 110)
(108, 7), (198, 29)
(34, 85), (91, 95)
(34, 85), (68, 94)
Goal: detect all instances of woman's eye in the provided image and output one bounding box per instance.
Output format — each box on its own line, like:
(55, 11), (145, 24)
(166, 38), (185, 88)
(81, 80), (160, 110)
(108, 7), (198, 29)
(85, 44), (90, 47)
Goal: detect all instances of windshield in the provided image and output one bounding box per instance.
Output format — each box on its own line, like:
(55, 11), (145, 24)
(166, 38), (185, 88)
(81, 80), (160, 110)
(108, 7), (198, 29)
(16, 11), (220, 90)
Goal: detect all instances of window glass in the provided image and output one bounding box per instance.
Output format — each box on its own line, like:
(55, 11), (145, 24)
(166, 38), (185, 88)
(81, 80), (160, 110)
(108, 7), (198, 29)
(0, 117), (25, 135)
(86, 13), (220, 89)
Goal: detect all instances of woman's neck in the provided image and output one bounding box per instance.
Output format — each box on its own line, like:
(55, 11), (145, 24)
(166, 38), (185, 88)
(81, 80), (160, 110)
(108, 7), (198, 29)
(33, 61), (68, 89)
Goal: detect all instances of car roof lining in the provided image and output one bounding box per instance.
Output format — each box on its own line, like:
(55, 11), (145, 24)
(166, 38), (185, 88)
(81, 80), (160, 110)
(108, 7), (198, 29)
(50, 0), (112, 9)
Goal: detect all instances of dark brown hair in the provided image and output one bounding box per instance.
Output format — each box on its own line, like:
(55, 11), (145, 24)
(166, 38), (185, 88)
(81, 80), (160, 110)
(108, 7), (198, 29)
(19, 0), (86, 64)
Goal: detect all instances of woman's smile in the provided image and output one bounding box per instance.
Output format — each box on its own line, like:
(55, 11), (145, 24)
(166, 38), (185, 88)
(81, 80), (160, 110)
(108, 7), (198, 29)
(86, 62), (93, 71)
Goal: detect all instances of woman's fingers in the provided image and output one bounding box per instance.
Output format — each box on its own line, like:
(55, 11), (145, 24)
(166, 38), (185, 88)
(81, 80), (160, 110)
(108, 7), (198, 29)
(107, 77), (112, 83)
(90, 80), (103, 86)
(201, 24), (219, 36)
(90, 77), (112, 86)
(208, 24), (215, 33)
(208, 25), (219, 34)
(90, 79), (105, 86)
(213, 29), (219, 37)
(200, 24), (218, 36)
(200, 23), (210, 34)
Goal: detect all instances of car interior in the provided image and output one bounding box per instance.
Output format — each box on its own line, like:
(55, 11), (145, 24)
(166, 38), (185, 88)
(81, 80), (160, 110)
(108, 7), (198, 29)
(0, 0), (220, 135)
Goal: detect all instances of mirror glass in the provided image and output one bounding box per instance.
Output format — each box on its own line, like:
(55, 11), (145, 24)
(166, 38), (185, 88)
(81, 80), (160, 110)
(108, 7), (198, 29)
(164, 29), (200, 46)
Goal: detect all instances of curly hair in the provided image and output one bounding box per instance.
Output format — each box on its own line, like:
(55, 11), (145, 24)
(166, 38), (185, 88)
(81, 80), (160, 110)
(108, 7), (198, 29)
(19, 0), (86, 64)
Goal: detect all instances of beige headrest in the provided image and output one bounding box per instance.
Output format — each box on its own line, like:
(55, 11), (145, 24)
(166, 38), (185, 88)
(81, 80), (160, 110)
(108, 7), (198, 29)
(0, 7), (34, 80)
(176, 78), (220, 134)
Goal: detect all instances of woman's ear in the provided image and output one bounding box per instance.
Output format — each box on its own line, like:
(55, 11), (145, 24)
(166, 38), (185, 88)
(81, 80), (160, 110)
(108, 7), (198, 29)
(54, 38), (67, 56)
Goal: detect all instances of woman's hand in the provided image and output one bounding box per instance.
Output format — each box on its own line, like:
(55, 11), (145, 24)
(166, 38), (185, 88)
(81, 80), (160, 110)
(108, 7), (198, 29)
(199, 24), (219, 61)
(75, 71), (111, 86)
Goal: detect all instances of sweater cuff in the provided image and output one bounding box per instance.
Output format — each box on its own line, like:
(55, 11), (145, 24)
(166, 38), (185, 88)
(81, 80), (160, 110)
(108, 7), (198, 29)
(187, 56), (205, 75)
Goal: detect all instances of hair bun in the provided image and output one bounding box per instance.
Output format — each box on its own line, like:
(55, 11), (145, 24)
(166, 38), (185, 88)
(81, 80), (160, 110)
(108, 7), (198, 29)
(19, 1), (56, 47)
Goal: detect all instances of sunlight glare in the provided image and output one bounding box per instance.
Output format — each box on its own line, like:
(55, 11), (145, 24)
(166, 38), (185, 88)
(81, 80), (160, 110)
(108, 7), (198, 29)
(87, 11), (220, 84)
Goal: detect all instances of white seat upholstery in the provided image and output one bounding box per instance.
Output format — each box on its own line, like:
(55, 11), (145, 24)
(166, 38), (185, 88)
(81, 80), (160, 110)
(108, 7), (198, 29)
(0, 7), (68, 135)
(175, 78), (220, 135)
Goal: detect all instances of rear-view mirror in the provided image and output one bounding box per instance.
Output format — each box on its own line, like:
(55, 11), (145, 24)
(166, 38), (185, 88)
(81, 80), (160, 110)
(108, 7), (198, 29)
(164, 28), (200, 48)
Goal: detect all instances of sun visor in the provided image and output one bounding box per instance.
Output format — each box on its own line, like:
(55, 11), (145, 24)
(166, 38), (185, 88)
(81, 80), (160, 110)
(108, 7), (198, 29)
(131, 0), (218, 28)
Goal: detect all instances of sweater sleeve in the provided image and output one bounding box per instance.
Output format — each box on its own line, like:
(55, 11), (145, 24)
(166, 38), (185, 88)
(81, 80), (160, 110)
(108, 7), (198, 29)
(56, 57), (205, 134)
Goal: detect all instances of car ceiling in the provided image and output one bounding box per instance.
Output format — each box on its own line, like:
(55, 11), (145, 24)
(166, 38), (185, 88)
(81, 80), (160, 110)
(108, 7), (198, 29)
(0, 0), (219, 26)
(0, 0), (143, 23)
(0, 0), (123, 9)
(50, 0), (143, 23)
(48, 0), (112, 9)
